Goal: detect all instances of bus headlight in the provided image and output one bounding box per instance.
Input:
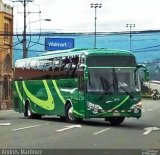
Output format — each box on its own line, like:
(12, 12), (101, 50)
(136, 101), (142, 108)
(87, 102), (104, 113)
(130, 101), (142, 113)
(130, 102), (142, 109)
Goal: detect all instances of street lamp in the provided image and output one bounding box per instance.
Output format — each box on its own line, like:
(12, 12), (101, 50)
(23, 18), (51, 58)
(27, 19), (51, 25)
(126, 24), (135, 51)
(90, 3), (102, 48)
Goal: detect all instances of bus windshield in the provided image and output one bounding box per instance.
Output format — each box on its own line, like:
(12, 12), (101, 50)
(87, 68), (140, 93)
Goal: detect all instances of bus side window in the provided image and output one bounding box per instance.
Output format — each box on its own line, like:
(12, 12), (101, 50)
(60, 57), (70, 71)
(71, 56), (79, 78)
(54, 57), (61, 71)
(59, 57), (70, 78)
(48, 58), (55, 71)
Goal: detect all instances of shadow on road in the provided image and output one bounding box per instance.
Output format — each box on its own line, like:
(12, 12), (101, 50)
(1, 110), (159, 130)
(34, 116), (159, 130)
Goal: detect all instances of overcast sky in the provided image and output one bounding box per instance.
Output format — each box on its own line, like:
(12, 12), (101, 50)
(3, 0), (160, 33)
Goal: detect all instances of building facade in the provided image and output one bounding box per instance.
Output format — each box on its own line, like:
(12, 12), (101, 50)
(0, 0), (13, 110)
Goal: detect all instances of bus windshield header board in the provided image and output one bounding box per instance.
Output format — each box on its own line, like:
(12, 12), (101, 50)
(45, 38), (74, 51)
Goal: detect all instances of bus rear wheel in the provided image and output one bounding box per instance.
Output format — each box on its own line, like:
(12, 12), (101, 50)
(24, 102), (31, 118)
(105, 117), (125, 126)
(24, 103), (42, 119)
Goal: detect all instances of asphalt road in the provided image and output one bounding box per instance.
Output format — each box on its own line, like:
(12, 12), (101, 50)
(0, 99), (160, 155)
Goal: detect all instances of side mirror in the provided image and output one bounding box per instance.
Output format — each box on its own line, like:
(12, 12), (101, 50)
(137, 64), (149, 81)
(144, 69), (149, 81)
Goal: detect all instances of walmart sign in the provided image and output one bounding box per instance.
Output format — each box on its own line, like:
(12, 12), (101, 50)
(45, 38), (74, 51)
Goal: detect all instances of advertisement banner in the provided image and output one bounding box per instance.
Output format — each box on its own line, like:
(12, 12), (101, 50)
(45, 38), (74, 51)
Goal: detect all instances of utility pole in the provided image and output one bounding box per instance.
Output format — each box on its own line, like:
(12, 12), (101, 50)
(23, 0), (27, 58)
(126, 24), (135, 51)
(13, 0), (33, 58)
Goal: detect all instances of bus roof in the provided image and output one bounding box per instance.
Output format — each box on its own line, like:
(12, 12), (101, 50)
(15, 48), (135, 69)
(16, 48), (134, 61)
(42, 48), (134, 57)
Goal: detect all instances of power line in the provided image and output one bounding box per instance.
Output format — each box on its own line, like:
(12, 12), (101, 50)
(134, 48), (160, 53)
(13, 48), (46, 53)
(134, 44), (160, 51)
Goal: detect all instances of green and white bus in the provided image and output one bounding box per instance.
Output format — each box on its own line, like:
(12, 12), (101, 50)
(13, 48), (149, 125)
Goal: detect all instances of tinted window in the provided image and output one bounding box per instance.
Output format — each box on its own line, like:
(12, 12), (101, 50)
(86, 55), (136, 67)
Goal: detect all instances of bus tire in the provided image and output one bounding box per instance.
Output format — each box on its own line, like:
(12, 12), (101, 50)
(24, 102), (33, 118)
(106, 117), (125, 126)
(24, 102), (42, 119)
(59, 116), (66, 121)
(65, 103), (76, 123)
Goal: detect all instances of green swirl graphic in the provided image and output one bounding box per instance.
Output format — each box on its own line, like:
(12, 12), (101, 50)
(22, 80), (54, 110)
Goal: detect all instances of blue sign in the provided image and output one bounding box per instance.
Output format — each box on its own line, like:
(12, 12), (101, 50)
(45, 38), (74, 51)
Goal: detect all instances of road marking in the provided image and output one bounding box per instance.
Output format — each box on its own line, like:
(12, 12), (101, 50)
(147, 108), (153, 111)
(150, 83), (160, 86)
(12, 124), (42, 131)
(0, 123), (11, 126)
(142, 109), (145, 113)
(93, 128), (110, 135)
(143, 127), (160, 135)
(56, 125), (82, 132)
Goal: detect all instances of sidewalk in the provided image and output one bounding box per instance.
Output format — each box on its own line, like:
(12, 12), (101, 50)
(144, 81), (160, 93)
(0, 109), (13, 113)
(150, 80), (160, 85)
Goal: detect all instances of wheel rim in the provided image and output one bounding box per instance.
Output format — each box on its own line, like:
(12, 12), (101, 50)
(68, 107), (74, 120)
(27, 107), (31, 117)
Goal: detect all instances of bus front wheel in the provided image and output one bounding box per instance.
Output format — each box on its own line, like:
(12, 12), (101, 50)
(105, 117), (125, 126)
(65, 103), (75, 123)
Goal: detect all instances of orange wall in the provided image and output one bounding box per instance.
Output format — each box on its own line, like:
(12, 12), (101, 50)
(0, 3), (13, 76)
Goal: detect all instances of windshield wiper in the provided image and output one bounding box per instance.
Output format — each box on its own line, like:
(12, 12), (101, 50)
(100, 76), (113, 95)
(112, 68), (118, 93)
